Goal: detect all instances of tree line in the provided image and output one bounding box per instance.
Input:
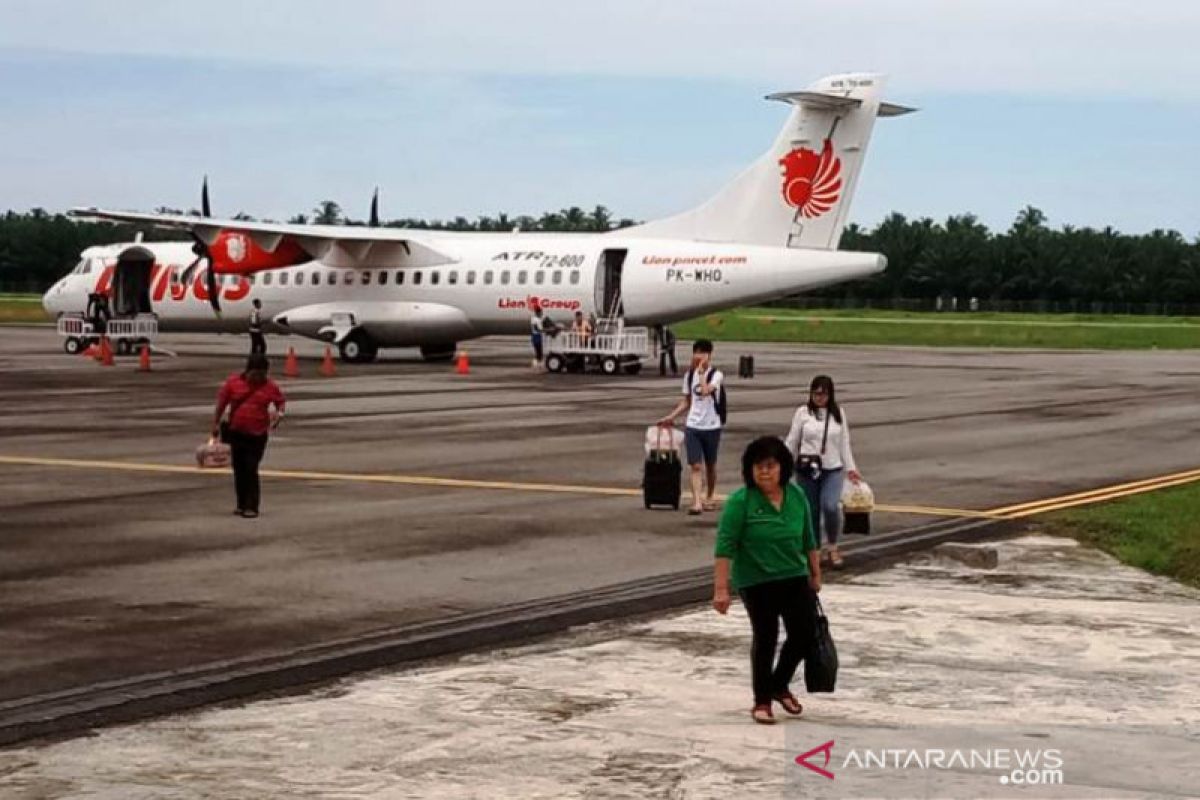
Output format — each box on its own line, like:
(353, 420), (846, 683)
(835, 207), (1200, 309)
(3, 204), (1198, 310)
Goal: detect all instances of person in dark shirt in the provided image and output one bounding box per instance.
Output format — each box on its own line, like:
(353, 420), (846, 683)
(248, 298), (266, 355)
(657, 324), (678, 376)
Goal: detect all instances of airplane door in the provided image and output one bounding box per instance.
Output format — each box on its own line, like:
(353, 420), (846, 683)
(595, 249), (627, 318)
(112, 246), (155, 315)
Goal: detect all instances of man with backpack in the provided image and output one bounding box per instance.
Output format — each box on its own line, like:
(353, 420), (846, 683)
(659, 339), (725, 515)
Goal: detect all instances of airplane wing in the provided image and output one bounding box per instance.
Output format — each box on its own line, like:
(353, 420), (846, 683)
(69, 208), (458, 270)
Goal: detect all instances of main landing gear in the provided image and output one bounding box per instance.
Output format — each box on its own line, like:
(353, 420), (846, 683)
(338, 330), (379, 364)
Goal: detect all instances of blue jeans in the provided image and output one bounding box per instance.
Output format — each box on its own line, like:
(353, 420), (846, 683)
(797, 467), (844, 546)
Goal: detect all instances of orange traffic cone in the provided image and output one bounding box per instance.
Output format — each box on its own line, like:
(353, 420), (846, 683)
(138, 344), (152, 372)
(99, 337), (115, 367)
(455, 350), (470, 375)
(319, 346), (336, 377)
(284, 347), (300, 378)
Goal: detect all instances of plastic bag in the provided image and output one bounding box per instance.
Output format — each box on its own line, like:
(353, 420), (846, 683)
(195, 437), (231, 469)
(841, 477), (875, 512)
(644, 424), (684, 457)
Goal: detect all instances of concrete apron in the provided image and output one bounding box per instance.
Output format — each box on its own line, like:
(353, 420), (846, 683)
(0, 515), (1016, 747)
(1, 535), (1196, 798)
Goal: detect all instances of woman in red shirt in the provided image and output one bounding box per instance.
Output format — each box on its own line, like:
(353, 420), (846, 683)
(212, 354), (287, 518)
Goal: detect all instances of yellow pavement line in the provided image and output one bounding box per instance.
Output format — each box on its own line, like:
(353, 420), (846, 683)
(1000, 473), (1200, 519)
(876, 503), (1003, 519)
(0, 453), (992, 518)
(988, 467), (1200, 516)
(0, 454), (641, 498)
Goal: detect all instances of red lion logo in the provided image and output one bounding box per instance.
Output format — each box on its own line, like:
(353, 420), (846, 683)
(779, 139), (842, 218)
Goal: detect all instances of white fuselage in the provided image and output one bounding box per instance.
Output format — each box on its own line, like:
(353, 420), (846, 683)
(43, 233), (884, 348)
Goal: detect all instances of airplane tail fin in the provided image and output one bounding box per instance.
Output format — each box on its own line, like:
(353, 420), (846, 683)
(624, 73), (913, 250)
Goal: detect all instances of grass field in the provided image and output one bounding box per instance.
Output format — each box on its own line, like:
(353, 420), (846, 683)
(675, 307), (1200, 349)
(0, 294), (50, 324)
(1041, 483), (1200, 589)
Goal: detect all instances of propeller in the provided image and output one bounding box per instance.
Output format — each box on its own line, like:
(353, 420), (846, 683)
(180, 176), (221, 314)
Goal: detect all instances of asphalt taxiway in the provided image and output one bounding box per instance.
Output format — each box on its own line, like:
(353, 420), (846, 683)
(2, 327), (1199, 740)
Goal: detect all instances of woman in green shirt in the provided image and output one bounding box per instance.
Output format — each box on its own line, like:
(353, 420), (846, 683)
(714, 436), (822, 724)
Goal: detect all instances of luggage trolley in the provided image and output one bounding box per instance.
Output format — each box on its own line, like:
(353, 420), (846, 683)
(544, 316), (649, 376)
(57, 312), (159, 356)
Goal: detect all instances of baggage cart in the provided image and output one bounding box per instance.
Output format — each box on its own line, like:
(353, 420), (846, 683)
(57, 312), (159, 356)
(544, 317), (649, 376)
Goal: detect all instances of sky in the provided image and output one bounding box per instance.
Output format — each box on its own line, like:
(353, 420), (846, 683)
(0, 0), (1197, 235)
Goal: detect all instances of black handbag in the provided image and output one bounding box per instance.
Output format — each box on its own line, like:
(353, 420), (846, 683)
(804, 596), (838, 693)
(795, 413), (831, 481)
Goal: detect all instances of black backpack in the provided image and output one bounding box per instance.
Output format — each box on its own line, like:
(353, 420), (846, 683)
(688, 368), (727, 425)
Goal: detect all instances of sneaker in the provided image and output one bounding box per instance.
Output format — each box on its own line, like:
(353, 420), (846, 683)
(242, 510), (259, 519)
(751, 704), (776, 724)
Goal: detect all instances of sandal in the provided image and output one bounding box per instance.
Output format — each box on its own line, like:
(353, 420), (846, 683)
(751, 704), (776, 724)
(702, 500), (719, 512)
(686, 506), (703, 516)
(830, 548), (844, 568)
(773, 692), (803, 716)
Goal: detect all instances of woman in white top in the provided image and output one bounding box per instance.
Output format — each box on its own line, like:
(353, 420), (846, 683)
(784, 375), (862, 567)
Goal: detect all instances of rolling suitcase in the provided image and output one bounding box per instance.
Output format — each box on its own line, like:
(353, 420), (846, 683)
(643, 424), (683, 509)
(643, 453), (682, 509)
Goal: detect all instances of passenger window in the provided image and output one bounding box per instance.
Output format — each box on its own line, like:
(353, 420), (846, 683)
(248, 274), (256, 285)
(327, 271), (337, 286)
(312, 271), (321, 286)
(448, 270), (458, 285)
(535, 270), (545, 285)
(570, 270), (580, 285)
(361, 271), (371, 285)
(343, 271), (354, 285)
(414, 271), (423, 285)
(263, 272), (273, 286)
(501, 270), (510, 285)
(431, 271), (440, 285)
(379, 271), (389, 285)
(466, 271), (476, 285)
(517, 270), (527, 285)
(280, 272), (289, 286)
(396, 271), (405, 285)
(484, 270), (493, 285)
(552, 270), (562, 285)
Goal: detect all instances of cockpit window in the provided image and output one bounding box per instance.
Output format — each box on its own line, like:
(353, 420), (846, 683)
(80, 259), (92, 275)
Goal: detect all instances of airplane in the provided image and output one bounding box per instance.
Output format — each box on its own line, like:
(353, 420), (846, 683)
(44, 72), (913, 364)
